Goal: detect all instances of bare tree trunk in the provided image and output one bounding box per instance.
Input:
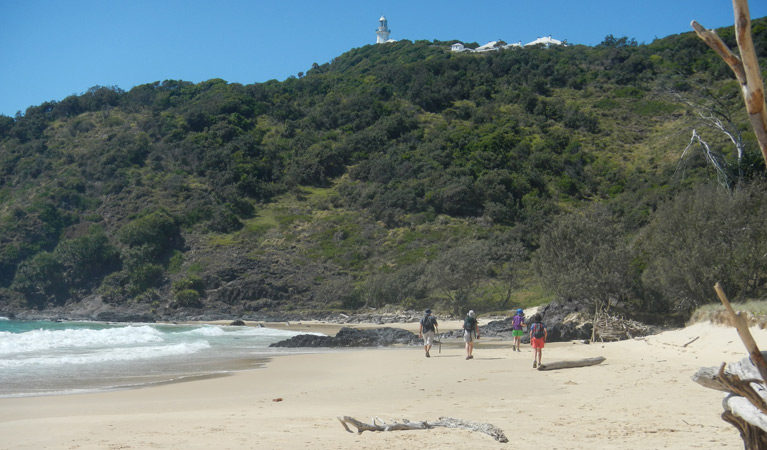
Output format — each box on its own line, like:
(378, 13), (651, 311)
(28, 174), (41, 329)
(692, 0), (767, 167)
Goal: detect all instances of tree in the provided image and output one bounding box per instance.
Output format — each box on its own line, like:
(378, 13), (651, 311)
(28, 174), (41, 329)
(693, 3), (767, 167)
(533, 207), (639, 315)
(117, 210), (179, 258)
(487, 238), (528, 310)
(10, 251), (64, 307)
(54, 225), (120, 287)
(599, 35), (638, 48)
(639, 182), (767, 313)
(671, 83), (754, 186)
(424, 241), (493, 316)
(363, 265), (427, 308)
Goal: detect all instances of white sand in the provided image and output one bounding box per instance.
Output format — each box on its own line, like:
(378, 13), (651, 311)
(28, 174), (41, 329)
(0, 320), (760, 449)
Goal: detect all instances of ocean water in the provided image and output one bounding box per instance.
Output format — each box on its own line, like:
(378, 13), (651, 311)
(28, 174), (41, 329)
(0, 317), (323, 398)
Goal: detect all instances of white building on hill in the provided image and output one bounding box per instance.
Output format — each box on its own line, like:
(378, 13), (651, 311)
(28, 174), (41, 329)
(525, 35), (565, 48)
(451, 35), (564, 53)
(376, 16), (396, 43)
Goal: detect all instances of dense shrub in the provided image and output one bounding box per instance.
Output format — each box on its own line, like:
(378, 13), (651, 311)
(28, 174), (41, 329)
(117, 210), (179, 258)
(638, 182), (767, 313)
(533, 206), (640, 313)
(173, 289), (201, 307)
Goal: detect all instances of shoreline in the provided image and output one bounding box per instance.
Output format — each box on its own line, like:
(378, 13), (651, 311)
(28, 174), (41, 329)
(0, 321), (758, 449)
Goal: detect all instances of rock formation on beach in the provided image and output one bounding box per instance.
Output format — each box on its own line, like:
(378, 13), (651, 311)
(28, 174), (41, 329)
(270, 327), (421, 348)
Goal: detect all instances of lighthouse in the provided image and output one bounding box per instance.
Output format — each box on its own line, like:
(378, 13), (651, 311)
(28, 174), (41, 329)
(376, 16), (391, 43)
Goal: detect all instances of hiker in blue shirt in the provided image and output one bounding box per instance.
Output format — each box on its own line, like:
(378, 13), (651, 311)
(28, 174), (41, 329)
(419, 309), (438, 358)
(511, 308), (525, 353)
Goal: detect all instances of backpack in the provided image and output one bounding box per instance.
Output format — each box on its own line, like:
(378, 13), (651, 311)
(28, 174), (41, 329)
(463, 316), (477, 331)
(421, 315), (435, 332)
(532, 322), (545, 339)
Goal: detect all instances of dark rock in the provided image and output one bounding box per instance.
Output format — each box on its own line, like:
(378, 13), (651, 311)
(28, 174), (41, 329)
(270, 327), (420, 348)
(548, 318), (593, 342)
(270, 334), (335, 347)
(230, 319), (246, 326)
(538, 299), (594, 342)
(94, 311), (156, 323)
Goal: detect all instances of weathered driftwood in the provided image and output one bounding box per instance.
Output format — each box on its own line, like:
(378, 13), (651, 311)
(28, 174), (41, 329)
(694, 357), (767, 440)
(693, 282), (767, 449)
(592, 312), (654, 342)
(337, 416), (508, 443)
(692, 0), (767, 167)
(715, 283), (767, 382)
(691, 4), (767, 441)
(683, 336), (700, 348)
(537, 356), (605, 371)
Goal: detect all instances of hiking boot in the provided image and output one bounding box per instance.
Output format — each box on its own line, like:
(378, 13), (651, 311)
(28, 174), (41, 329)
(466, 355), (473, 360)
(517, 348), (521, 352)
(426, 351), (430, 358)
(512, 344), (516, 351)
(533, 361), (537, 368)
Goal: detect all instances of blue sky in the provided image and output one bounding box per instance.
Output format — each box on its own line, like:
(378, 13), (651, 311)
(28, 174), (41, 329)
(2, 0), (766, 117)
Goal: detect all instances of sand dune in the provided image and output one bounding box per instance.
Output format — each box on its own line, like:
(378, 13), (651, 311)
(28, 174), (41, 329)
(0, 320), (759, 449)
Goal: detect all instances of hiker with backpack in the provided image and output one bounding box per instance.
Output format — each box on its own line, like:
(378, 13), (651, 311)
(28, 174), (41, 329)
(529, 313), (547, 368)
(463, 310), (480, 360)
(511, 308), (525, 353)
(419, 309), (438, 358)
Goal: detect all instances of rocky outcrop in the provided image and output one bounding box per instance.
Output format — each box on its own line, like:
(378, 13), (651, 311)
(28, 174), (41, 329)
(441, 301), (597, 343)
(536, 298), (594, 341)
(270, 327), (421, 348)
(94, 311), (157, 323)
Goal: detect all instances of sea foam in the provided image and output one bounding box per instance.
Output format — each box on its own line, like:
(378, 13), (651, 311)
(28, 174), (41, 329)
(0, 325), (164, 356)
(0, 341), (211, 368)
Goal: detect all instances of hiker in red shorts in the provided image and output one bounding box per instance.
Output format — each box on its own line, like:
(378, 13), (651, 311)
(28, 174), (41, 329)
(529, 313), (547, 369)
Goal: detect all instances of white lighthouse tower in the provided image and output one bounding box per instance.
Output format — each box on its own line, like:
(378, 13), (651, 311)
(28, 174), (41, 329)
(376, 16), (391, 43)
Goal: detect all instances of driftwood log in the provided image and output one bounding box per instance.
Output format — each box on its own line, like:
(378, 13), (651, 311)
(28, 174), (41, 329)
(693, 282), (767, 449)
(337, 416), (508, 443)
(693, 358), (767, 449)
(537, 356), (606, 371)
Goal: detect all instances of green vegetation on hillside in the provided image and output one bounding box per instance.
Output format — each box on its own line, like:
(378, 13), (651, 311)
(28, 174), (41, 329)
(1, 20), (766, 320)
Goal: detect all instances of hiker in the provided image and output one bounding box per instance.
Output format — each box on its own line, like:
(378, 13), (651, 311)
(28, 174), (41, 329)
(419, 309), (438, 358)
(529, 313), (547, 368)
(511, 308), (525, 352)
(463, 310), (480, 360)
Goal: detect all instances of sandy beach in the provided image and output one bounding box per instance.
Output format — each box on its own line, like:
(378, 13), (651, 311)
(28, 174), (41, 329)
(0, 319), (759, 449)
